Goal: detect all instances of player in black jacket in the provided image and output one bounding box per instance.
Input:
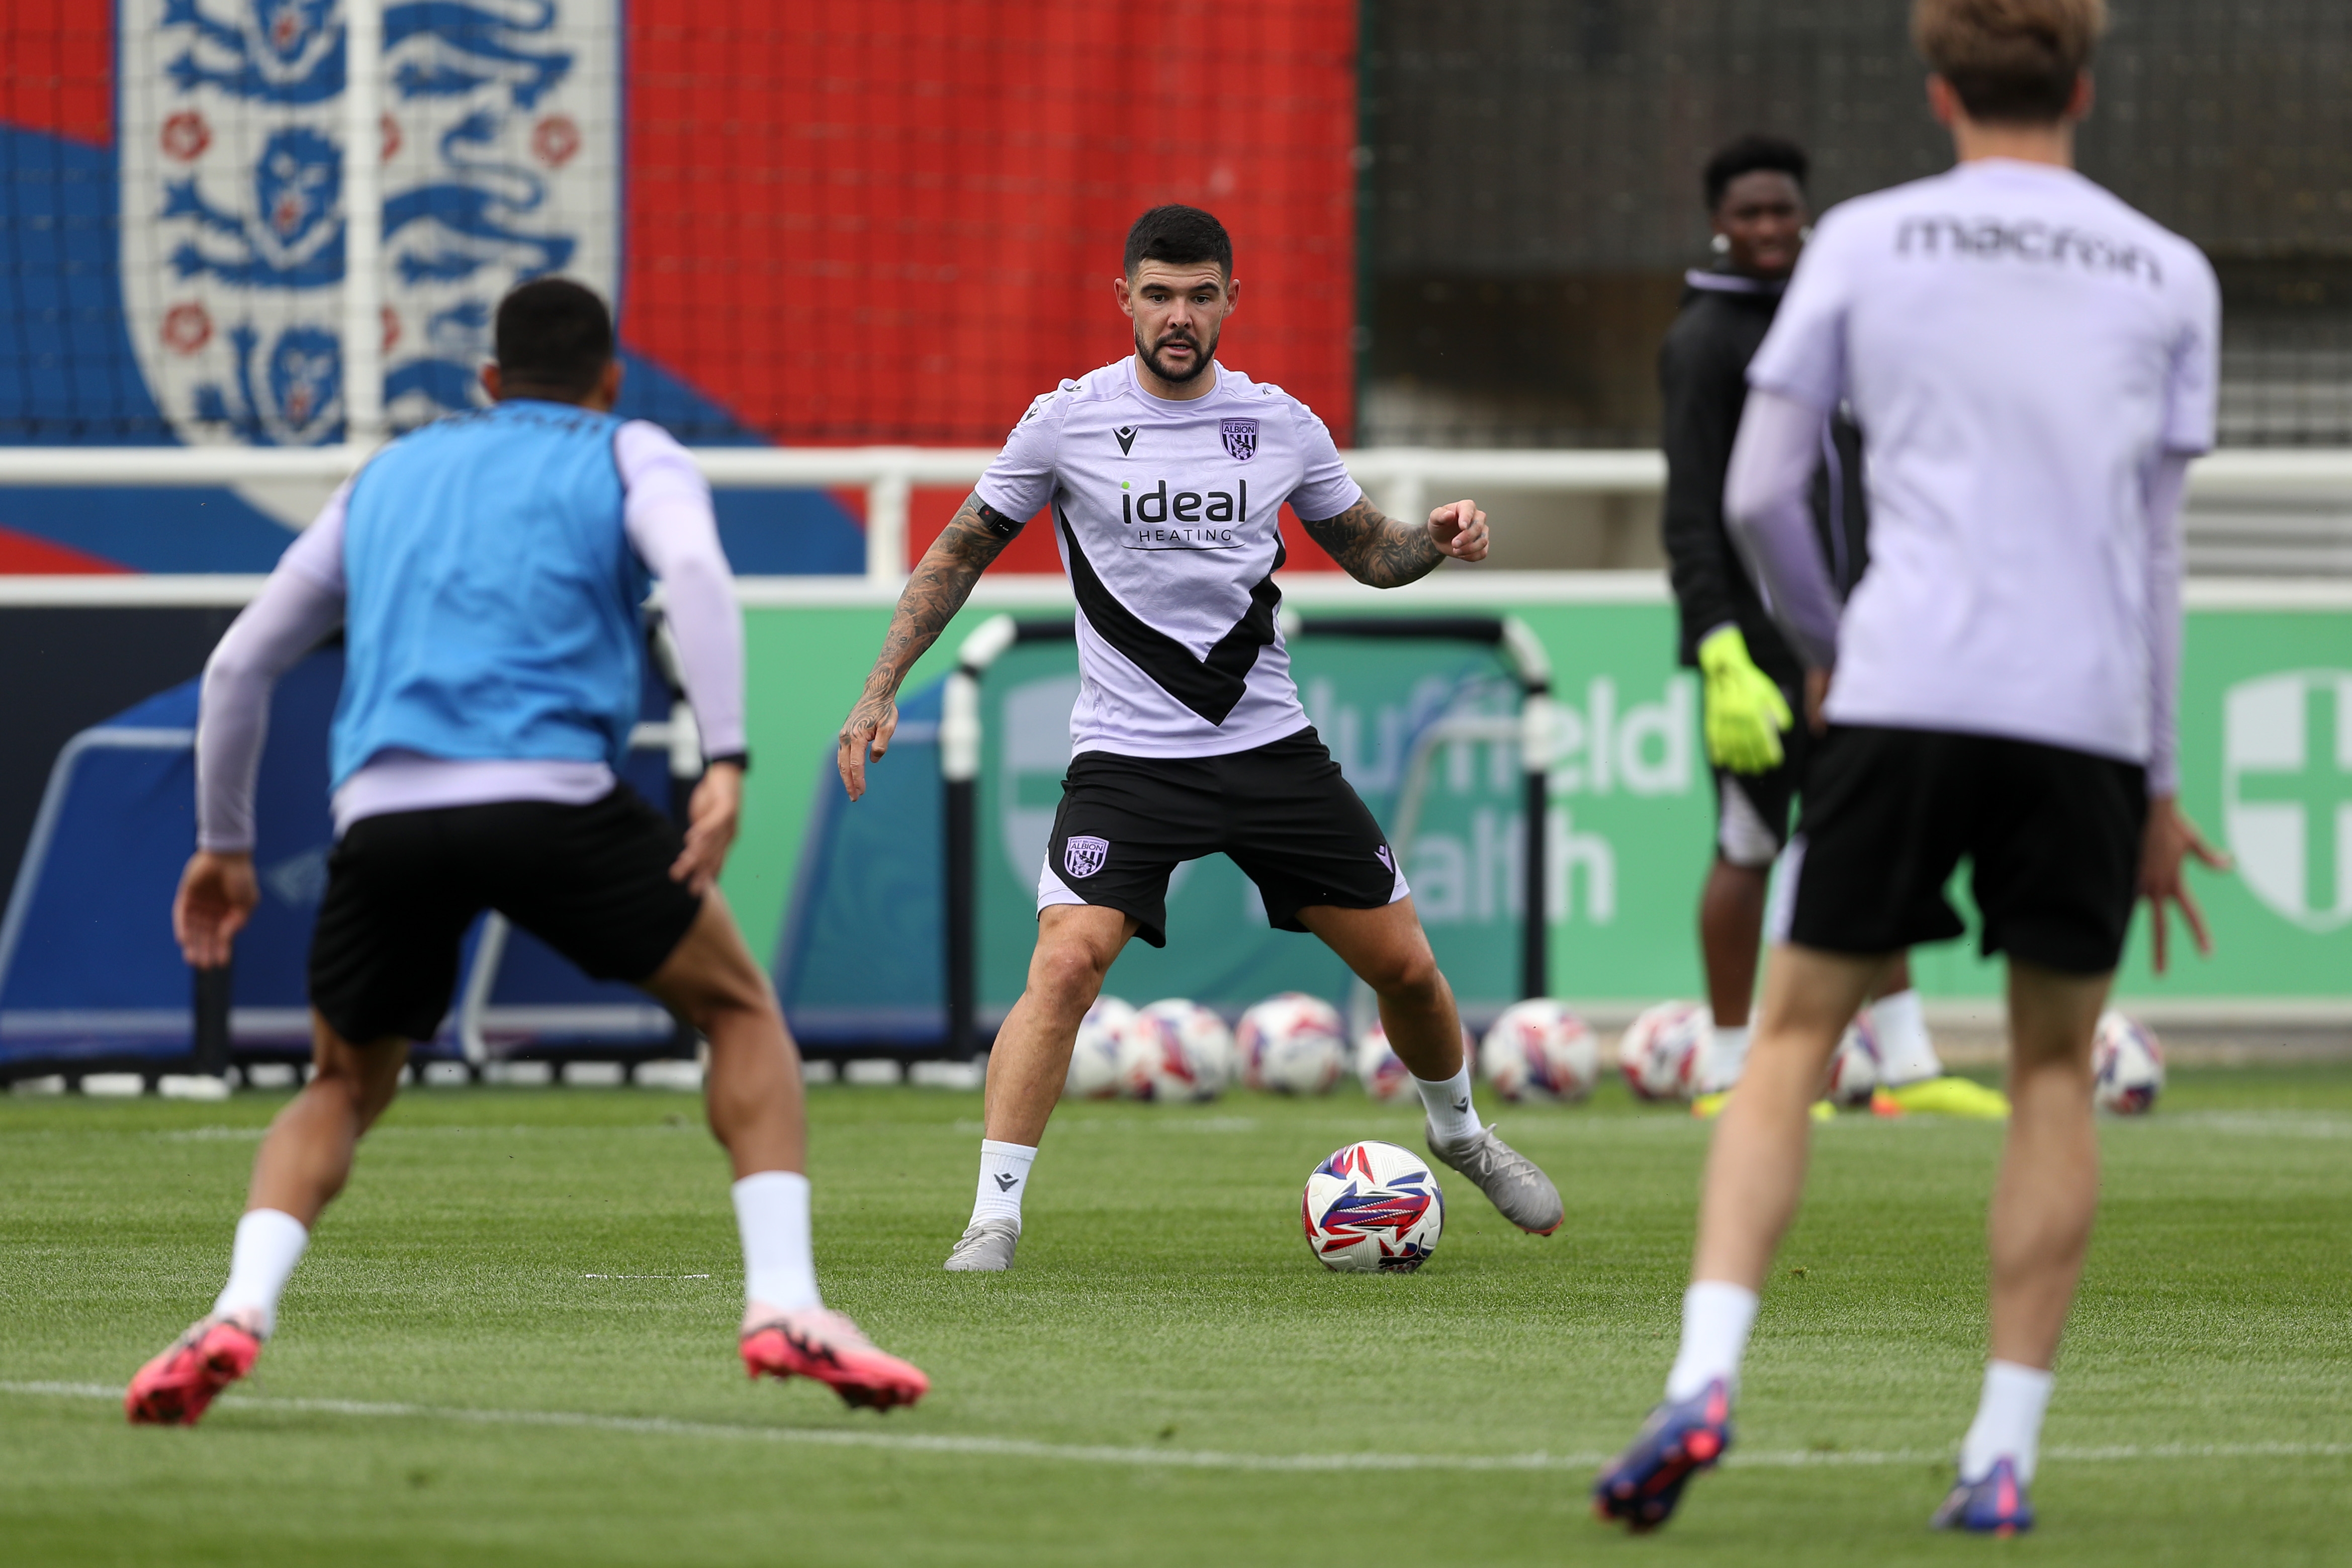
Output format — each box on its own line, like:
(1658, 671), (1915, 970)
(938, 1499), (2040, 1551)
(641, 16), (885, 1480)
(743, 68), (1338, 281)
(1661, 135), (2002, 1119)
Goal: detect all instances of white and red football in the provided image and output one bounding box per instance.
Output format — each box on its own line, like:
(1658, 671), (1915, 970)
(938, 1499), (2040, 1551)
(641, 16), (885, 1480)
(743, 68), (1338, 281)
(1237, 992), (1348, 1095)
(1301, 1139), (1445, 1272)
(1480, 999), (1599, 1103)
(1115, 998), (1234, 1102)
(1617, 1001), (1709, 1102)
(1353, 1020), (1475, 1102)
(1353, 1021), (1414, 1103)
(1824, 1009), (1882, 1108)
(1063, 995), (1134, 1099)
(2093, 1009), (2165, 1114)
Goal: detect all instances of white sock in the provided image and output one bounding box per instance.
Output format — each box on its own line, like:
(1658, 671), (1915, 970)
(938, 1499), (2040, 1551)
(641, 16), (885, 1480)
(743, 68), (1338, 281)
(211, 1208), (309, 1337)
(1664, 1280), (1760, 1401)
(1413, 1062), (1482, 1145)
(1872, 988), (1944, 1086)
(1959, 1360), (2054, 1484)
(971, 1140), (1036, 1228)
(732, 1170), (820, 1316)
(1696, 1025), (1751, 1094)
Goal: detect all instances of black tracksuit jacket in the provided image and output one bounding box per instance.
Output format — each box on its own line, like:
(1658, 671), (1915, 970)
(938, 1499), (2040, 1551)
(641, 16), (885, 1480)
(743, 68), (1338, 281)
(1658, 269), (1869, 686)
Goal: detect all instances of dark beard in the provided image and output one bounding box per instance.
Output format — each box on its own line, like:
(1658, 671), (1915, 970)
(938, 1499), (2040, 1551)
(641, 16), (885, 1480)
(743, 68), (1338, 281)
(1136, 325), (1218, 385)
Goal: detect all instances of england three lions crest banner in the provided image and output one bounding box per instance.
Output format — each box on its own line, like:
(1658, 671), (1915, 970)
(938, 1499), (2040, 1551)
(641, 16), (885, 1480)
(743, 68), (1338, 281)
(120, 0), (619, 447)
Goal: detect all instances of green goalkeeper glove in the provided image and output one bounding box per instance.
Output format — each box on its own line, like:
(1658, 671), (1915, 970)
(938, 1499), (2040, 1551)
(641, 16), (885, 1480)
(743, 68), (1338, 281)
(1697, 625), (1794, 774)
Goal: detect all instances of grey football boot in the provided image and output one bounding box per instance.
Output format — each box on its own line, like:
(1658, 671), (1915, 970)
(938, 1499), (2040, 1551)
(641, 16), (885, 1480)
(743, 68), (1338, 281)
(942, 1218), (1020, 1272)
(1426, 1121), (1565, 1235)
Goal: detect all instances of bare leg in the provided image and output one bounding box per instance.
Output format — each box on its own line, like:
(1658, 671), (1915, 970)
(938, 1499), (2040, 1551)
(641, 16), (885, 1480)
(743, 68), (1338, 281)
(245, 1019), (410, 1226)
(1690, 944), (1886, 1288)
(1698, 859), (1770, 1028)
(642, 891), (804, 1178)
(1303, 897), (1562, 1232)
(1297, 898), (1460, 1078)
(980, 904), (1137, 1146)
(1874, 951), (1915, 1002)
(1987, 960), (2109, 1368)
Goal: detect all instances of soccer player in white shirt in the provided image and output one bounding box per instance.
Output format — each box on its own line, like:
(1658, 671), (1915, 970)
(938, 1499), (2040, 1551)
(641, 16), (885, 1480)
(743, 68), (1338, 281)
(837, 206), (1566, 1270)
(1595, 0), (2227, 1534)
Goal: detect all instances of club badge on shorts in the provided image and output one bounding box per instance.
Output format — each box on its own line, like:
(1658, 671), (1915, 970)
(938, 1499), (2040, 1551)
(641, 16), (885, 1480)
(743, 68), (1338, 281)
(1220, 418), (1258, 462)
(1064, 835), (1110, 879)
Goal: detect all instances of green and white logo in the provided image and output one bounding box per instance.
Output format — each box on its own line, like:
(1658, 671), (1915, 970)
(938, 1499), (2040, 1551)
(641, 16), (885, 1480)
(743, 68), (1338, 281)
(2224, 670), (2352, 931)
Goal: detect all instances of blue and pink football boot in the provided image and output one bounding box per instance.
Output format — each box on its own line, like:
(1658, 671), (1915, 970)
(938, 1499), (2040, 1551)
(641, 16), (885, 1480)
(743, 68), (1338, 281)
(1930, 1456), (2035, 1535)
(1591, 1377), (1734, 1532)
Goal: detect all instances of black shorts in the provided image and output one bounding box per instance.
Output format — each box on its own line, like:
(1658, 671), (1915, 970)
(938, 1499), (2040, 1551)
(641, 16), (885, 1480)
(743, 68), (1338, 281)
(308, 787), (703, 1043)
(1040, 727), (1405, 948)
(1710, 673), (1810, 868)
(1777, 725), (2148, 975)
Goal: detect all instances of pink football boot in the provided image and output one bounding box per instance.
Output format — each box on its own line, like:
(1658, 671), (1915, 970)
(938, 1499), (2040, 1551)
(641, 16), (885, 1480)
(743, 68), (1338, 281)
(740, 1308), (930, 1411)
(125, 1317), (262, 1426)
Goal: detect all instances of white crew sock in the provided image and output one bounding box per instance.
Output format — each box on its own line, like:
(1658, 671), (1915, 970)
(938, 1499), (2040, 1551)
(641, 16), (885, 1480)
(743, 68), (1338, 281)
(1664, 1280), (1760, 1401)
(732, 1170), (821, 1316)
(1959, 1360), (2054, 1484)
(211, 1208), (309, 1337)
(1696, 1025), (1751, 1095)
(971, 1140), (1036, 1229)
(1413, 1062), (1482, 1146)
(1871, 988), (1944, 1086)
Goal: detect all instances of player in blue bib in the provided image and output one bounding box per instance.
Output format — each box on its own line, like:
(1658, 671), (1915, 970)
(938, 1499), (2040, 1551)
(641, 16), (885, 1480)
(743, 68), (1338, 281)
(127, 281), (929, 1425)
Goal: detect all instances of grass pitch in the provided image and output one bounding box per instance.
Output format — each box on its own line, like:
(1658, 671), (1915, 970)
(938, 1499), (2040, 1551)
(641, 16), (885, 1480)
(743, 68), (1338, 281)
(3, 1066), (2348, 1566)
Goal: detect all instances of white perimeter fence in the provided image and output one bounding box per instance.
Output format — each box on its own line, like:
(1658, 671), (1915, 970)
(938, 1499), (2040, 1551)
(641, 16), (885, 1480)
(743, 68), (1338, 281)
(3, 444), (2352, 587)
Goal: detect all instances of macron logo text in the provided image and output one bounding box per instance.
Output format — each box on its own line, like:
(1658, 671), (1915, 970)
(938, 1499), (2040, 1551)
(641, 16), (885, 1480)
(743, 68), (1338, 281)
(1895, 215), (2163, 286)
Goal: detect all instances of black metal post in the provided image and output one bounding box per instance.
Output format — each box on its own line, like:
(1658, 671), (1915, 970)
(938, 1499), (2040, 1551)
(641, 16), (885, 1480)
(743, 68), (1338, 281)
(945, 774), (978, 1059)
(1520, 766), (1548, 999)
(193, 963), (233, 1076)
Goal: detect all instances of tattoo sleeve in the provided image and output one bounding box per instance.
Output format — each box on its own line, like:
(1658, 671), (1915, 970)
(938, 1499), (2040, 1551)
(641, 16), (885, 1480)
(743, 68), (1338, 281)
(1299, 497), (1444, 588)
(855, 492), (1016, 703)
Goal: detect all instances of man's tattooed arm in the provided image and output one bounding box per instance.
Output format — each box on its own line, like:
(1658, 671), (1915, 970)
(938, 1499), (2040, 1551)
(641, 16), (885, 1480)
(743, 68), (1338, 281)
(1299, 497), (1449, 588)
(837, 492), (1023, 798)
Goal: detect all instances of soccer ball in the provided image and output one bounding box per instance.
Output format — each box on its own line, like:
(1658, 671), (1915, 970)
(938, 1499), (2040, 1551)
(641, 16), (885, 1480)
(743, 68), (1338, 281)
(1301, 1139), (1445, 1272)
(1353, 1022), (1414, 1102)
(1617, 1001), (1709, 1102)
(1064, 995), (1134, 1099)
(1353, 1021), (1474, 1102)
(1237, 992), (1347, 1095)
(1480, 999), (1599, 1103)
(1824, 1009), (1882, 1108)
(1116, 998), (1234, 1102)
(2093, 1010), (2164, 1114)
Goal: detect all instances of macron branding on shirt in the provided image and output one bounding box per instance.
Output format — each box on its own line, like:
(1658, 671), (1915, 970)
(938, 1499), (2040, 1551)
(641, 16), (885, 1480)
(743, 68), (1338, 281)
(1892, 212), (2170, 286)
(1746, 159), (2220, 768)
(976, 359), (1362, 760)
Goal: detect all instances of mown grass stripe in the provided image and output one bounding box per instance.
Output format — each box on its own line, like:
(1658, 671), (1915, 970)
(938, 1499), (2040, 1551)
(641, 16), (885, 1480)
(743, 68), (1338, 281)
(10, 1381), (2346, 1472)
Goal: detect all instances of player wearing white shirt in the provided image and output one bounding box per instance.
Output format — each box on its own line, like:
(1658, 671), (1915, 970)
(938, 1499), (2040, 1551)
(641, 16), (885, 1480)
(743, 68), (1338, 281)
(1596, 0), (2227, 1535)
(837, 207), (1566, 1270)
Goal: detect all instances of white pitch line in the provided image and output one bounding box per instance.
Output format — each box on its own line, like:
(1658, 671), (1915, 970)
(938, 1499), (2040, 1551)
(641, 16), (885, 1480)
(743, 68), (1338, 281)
(7, 1381), (2347, 1473)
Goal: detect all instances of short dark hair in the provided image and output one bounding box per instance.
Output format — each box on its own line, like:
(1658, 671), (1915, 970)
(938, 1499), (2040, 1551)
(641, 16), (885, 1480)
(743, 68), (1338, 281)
(493, 278), (614, 398)
(1123, 205), (1233, 278)
(1914, 0), (2105, 124)
(1703, 135), (1810, 211)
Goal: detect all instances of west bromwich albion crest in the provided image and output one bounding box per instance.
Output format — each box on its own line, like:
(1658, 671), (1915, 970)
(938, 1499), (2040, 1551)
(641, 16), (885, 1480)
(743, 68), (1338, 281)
(121, 0), (618, 447)
(1063, 835), (1110, 880)
(1220, 417), (1258, 462)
